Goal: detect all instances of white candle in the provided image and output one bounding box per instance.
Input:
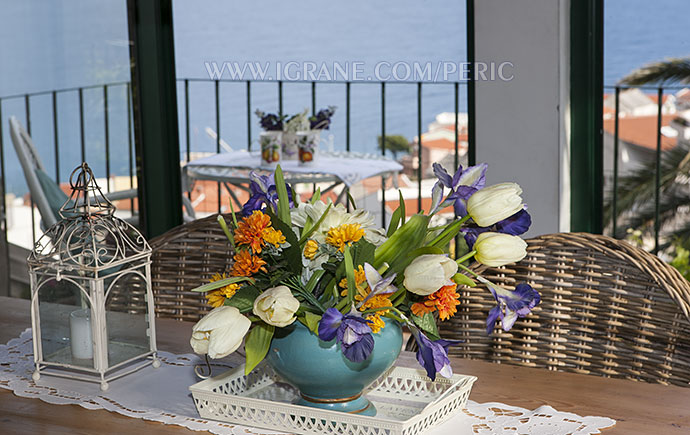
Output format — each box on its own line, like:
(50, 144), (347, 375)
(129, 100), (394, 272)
(69, 309), (93, 360)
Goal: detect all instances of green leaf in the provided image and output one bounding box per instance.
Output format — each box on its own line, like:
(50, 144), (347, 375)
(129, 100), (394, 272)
(351, 239), (376, 267)
(224, 285), (261, 313)
(244, 323), (274, 375)
(299, 203), (332, 244)
(386, 207), (402, 238)
(217, 215), (235, 247)
(428, 219), (464, 248)
(305, 270), (325, 294)
(344, 246), (356, 306)
(274, 165), (291, 224)
(398, 190), (406, 224)
(191, 276), (254, 293)
(303, 312), (321, 334)
(453, 273), (476, 287)
(347, 191), (357, 209)
(310, 188), (322, 204)
(411, 312), (440, 341)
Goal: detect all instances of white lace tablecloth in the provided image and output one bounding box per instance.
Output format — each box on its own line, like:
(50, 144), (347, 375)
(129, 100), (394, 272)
(0, 330), (615, 435)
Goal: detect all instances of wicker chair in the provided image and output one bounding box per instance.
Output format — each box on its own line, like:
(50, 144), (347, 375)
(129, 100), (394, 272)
(149, 214), (235, 322)
(436, 232), (690, 387)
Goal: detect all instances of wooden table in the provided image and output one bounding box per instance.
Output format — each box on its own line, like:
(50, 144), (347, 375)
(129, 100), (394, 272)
(0, 296), (687, 434)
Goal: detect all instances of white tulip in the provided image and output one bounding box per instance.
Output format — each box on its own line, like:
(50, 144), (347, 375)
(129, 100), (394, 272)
(190, 306), (251, 359)
(467, 183), (524, 227)
(474, 232), (527, 267)
(403, 254), (458, 296)
(253, 285), (300, 327)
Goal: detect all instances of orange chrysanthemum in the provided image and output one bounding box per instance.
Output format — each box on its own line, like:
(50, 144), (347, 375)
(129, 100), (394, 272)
(205, 273), (240, 308)
(234, 211), (272, 253)
(230, 249), (267, 277)
(339, 265), (367, 294)
(326, 223), (365, 252)
(411, 301), (435, 317)
(411, 284), (460, 321)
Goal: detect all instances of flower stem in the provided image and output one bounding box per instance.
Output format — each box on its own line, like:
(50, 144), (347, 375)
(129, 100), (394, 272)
(456, 262), (480, 278)
(455, 250), (477, 265)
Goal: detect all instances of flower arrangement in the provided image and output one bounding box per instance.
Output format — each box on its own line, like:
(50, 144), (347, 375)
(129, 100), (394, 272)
(309, 106), (336, 130)
(190, 162), (540, 381)
(255, 110), (284, 131)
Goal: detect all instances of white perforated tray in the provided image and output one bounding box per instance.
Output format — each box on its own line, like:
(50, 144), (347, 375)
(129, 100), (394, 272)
(189, 363), (476, 435)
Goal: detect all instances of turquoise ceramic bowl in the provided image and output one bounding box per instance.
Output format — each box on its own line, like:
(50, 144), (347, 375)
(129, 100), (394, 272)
(265, 318), (403, 415)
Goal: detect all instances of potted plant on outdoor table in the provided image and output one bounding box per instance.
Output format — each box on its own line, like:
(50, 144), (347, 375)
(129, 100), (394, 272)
(297, 105), (336, 165)
(189, 162), (540, 416)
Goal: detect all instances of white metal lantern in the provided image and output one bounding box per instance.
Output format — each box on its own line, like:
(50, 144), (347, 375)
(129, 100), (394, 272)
(28, 163), (159, 391)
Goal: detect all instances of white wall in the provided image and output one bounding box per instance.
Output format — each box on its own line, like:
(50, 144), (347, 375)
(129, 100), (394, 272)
(474, 0), (570, 236)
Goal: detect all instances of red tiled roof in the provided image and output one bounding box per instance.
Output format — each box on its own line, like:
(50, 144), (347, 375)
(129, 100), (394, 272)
(602, 114), (676, 151)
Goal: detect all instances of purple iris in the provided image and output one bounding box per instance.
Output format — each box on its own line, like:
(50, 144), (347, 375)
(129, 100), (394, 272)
(409, 326), (458, 381)
(241, 171), (294, 216)
(482, 278), (541, 334)
(463, 208), (532, 248)
(318, 308), (374, 363)
(430, 162), (488, 216)
(256, 110), (283, 131)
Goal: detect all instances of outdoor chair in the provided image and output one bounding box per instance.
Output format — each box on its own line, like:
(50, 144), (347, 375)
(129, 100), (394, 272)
(9, 116), (196, 230)
(150, 213), (235, 321)
(428, 232), (690, 387)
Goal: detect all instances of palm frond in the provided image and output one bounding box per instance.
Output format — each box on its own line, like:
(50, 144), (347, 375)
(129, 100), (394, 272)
(604, 141), (690, 224)
(619, 57), (690, 85)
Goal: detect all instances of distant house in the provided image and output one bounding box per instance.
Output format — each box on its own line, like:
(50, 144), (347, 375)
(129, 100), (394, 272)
(602, 89), (678, 176)
(401, 112), (468, 178)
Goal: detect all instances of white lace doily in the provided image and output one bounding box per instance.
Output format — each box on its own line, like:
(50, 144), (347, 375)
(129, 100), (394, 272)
(0, 329), (615, 434)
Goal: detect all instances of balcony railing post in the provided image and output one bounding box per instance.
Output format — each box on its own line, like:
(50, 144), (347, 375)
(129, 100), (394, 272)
(417, 82), (423, 213)
(612, 86), (620, 238)
(654, 87), (663, 254)
(246, 81), (252, 151)
(185, 79), (190, 163)
(215, 80), (221, 212)
(104, 85), (111, 192)
(52, 91), (60, 183)
(127, 83), (135, 213)
(25, 94), (36, 245)
(380, 82), (386, 227)
(0, 98), (9, 295)
(278, 81), (283, 119)
(79, 87), (85, 162)
(311, 81), (316, 116)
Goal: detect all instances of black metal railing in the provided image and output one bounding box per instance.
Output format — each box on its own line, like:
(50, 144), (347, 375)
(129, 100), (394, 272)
(604, 84), (688, 254)
(0, 78), (472, 290)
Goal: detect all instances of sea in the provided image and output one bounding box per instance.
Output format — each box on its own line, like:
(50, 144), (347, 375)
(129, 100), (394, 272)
(0, 0), (688, 195)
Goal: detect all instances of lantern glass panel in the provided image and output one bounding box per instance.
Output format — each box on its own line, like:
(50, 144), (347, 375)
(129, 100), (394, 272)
(37, 277), (94, 368)
(105, 269), (151, 366)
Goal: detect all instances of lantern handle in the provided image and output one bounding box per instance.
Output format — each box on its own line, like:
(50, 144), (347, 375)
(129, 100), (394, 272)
(194, 354), (213, 379)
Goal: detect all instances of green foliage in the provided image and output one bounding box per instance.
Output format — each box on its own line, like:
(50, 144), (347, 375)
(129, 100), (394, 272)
(670, 245), (690, 281)
(411, 312), (440, 341)
(274, 165), (291, 224)
(191, 276), (254, 293)
(267, 211), (303, 274)
(244, 323), (274, 375)
(377, 134), (411, 159)
(620, 57), (690, 85)
(223, 285), (260, 313)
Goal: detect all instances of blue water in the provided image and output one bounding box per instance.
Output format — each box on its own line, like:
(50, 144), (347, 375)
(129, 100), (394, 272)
(0, 0), (688, 195)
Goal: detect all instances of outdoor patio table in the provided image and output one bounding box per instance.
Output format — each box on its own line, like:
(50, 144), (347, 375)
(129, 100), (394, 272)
(0, 296), (687, 434)
(182, 150), (403, 208)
